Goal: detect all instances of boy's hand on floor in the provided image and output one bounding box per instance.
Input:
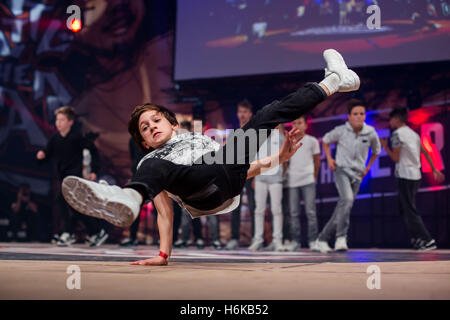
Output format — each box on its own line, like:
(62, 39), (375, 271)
(130, 256), (168, 266)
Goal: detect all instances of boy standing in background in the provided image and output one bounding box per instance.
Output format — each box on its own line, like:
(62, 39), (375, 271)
(380, 107), (444, 251)
(37, 106), (102, 246)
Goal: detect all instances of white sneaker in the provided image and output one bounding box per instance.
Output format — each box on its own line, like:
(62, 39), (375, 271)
(225, 239), (239, 250)
(309, 240), (320, 252)
(284, 241), (301, 252)
(57, 232), (75, 247)
(334, 236), (348, 251)
(90, 229), (109, 247)
(248, 240), (264, 252)
(62, 176), (142, 227)
(323, 49), (360, 92)
(264, 241), (284, 252)
(316, 240), (332, 253)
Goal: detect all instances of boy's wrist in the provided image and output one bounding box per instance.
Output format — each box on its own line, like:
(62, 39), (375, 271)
(159, 250), (169, 260)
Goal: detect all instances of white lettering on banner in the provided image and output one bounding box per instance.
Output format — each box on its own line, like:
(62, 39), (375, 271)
(33, 71), (72, 120)
(421, 123), (445, 172)
(320, 161), (334, 184)
(0, 87), (47, 147)
(319, 141), (335, 184)
(0, 30), (12, 56)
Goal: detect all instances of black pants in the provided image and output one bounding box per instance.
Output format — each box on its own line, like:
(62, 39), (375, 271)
(230, 178), (255, 240)
(55, 189), (100, 236)
(397, 178), (432, 242)
(129, 214), (141, 240)
(127, 83), (326, 211)
(8, 208), (39, 241)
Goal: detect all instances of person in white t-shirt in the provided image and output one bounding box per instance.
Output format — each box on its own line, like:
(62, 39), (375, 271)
(284, 116), (321, 251)
(380, 107), (445, 251)
(248, 125), (286, 252)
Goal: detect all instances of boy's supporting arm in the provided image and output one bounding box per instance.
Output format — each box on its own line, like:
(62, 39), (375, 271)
(130, 191), (173, 266)
(155, 191), (174, 257)
(420, 145), (445, 183)
(247, 128), (302, 179)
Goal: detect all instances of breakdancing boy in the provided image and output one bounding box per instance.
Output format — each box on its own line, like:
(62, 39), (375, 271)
(61, 49), (360, 265)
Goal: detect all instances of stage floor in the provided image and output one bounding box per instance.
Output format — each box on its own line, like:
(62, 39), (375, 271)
(1, 243), (449, 300)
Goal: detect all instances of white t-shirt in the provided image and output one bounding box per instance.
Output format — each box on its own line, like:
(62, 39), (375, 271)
(285, 134), (320, 188)
(391, 126), (422, 180)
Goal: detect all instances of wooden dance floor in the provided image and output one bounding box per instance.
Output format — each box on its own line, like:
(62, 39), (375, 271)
(0, 243), (449, 300)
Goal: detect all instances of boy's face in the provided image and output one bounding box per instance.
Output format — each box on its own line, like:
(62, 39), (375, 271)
(237, 106), (252, 126)
(55, 113), (73, 134)
(292, 117), (307, 135)
(348, 106), (366, 129)
(138, 110), (179, 150)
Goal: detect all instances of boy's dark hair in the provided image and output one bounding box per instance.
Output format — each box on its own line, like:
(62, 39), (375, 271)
(128, 103), (178, 152)
(389, 107), (408, 123)
(347, 99), (366, 114)
(55, 106), (75, 121)
(237, 99), (253, 112)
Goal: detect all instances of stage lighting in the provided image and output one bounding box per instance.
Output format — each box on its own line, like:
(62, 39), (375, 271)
(70, 19), (82, 32)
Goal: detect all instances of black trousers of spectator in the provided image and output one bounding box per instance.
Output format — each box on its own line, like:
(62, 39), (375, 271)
(55, 189), (100, 236)
(397, 178), (432, 242)
(230, 178), (255, 240)
(129, 214), (141, 240)
(282, 186), (291, 242)
(8, 208), (39, 241)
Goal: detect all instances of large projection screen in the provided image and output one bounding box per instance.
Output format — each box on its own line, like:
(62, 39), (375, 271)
(174, 0), (450, 81)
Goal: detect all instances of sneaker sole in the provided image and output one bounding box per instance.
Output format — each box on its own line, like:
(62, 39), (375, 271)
(419, 245), (437, 251)
(62, 176), (135, 227)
